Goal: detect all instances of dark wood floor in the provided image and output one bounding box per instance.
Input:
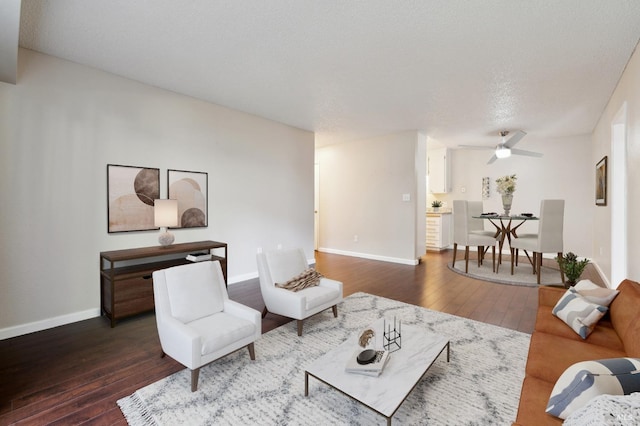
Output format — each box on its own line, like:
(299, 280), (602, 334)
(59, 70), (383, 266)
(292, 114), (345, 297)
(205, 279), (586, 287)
(0, 250), (603, 425)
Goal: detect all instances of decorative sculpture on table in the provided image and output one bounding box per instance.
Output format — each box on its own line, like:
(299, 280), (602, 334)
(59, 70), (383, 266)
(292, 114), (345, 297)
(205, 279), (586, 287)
(495, 174), (517, 216)
(383, 317), (402, 353)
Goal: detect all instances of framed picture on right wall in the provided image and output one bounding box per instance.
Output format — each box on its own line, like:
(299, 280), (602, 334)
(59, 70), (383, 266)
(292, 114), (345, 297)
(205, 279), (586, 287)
(595, 156), (607, 206)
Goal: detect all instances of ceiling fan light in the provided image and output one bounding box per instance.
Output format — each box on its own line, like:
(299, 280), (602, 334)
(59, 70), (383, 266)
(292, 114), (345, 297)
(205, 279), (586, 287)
(496, 146), (511, 159)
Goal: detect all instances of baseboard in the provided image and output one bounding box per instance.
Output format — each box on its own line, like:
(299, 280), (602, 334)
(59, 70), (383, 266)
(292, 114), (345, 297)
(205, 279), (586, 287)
(228, 271), (259, 285)
(317, 247), (419, 266)
(0, 308), (101, 340)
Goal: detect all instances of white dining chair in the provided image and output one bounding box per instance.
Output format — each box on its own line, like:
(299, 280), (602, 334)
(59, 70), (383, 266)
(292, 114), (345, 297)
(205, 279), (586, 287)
(452, 200), (498, 273)
(509, 199), (565, 284)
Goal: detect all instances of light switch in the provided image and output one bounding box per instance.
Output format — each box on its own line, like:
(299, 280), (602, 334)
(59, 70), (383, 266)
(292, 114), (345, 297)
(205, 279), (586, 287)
(402, 193), (411, 202)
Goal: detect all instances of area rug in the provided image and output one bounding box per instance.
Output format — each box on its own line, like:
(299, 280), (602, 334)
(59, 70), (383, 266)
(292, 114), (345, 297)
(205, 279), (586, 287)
(449, 258), (564, 287)
(118, 293), (530, 425)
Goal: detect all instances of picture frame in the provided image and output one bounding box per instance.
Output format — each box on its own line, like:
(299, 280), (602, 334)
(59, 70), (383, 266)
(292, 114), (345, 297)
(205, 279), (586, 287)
(168, 169), (208, 228)
(595, 156), (607, 206)
(107, 164), (160, 233)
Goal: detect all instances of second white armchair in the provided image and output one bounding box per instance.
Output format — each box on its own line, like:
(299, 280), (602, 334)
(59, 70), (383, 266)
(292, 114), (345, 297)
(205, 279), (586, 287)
(257, 248), (343, 336)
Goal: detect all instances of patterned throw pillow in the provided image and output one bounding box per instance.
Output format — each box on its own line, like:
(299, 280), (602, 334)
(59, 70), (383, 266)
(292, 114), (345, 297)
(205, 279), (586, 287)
(276, 268), (324, 292)
(552, 288), (608, 339)
(573, 279), (620, 306)
(546, 358), (640, 419)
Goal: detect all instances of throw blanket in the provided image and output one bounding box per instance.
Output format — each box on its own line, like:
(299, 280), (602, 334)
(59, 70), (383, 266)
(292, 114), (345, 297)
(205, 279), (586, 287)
(275, 268), (323, 292)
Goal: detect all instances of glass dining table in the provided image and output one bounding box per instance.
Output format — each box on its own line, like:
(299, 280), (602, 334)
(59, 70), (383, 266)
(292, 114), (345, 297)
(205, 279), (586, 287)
(472, 214), (539, 270)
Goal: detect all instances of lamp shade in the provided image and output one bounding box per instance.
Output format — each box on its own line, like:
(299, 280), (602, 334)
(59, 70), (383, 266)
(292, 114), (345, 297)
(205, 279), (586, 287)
(154, 199), (179, 227)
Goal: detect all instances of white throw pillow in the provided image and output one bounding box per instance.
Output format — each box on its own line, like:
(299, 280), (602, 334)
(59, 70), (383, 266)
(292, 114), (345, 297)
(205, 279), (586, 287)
(573, 279), (619, 306)
(552, 288), (607, 339)
(546, 358), (640, 419)
(165, 261), (224, 323)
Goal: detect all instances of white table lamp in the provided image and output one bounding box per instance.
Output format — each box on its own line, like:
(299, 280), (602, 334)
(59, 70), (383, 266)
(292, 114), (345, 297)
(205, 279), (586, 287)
(154, 199), (178, 246)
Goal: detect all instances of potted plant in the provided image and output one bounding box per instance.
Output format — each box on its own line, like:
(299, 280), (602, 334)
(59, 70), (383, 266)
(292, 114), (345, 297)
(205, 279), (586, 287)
(556, 252), (590, 288)
(431, 200), (442, 212)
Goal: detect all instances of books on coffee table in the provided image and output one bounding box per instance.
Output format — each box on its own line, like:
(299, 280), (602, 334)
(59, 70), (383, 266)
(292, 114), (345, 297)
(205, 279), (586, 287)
(345, 349), (390, 377)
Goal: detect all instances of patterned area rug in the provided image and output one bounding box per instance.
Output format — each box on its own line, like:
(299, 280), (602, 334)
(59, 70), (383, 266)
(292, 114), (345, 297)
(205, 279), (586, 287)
(118, 293), (530, 425)
(449, 258), (564, 287)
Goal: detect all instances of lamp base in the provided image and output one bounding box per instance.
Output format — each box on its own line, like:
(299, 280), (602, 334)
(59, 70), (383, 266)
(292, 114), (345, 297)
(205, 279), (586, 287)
(158, 231), (175, 246)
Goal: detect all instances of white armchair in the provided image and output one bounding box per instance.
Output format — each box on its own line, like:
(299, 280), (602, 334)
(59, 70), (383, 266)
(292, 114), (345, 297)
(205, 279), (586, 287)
(257, 248), (343, 336)
(153, 260), (261, 391)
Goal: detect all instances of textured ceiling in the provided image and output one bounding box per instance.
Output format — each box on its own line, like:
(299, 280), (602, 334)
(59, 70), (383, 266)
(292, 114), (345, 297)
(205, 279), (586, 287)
(17, 0), (640, 147)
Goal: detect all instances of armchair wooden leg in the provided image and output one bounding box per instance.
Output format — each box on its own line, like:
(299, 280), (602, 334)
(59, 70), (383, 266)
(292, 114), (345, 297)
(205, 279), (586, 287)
(477, 246), (483, 267)
(191, 368), (200, 392)
(452, 243), (458, 267)
(297, 320), (304, 336)
(332, 305), (338, 317)
(261, 306), (268, 318)
(247, 342), (256, 360)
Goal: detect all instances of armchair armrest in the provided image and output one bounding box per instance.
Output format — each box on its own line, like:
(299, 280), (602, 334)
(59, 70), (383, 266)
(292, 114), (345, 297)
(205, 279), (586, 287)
(538, 285), (566, 307)
(157, 316), (201, 369)
(318, 277), (343, 295)
(223, 299), (262, 337)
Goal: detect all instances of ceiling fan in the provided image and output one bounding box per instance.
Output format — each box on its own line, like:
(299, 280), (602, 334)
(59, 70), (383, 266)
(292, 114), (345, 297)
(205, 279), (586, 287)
(459, 130), (543, 164)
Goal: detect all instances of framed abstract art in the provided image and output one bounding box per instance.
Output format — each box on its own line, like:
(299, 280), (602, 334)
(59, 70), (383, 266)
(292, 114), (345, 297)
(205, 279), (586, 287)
(107, 164), (160, 232)
(168, 169), (208, 228)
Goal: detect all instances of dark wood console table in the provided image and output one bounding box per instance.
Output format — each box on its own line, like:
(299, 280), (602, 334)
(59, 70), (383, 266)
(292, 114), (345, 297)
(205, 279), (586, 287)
(100, 240), (227, 327)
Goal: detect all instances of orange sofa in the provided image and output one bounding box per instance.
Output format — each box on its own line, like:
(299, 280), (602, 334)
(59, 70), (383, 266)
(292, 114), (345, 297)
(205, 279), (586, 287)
(514, 279), (640, 425)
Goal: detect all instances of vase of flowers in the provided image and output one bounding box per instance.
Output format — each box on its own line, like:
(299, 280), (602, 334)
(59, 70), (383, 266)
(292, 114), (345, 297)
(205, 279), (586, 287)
(496, 174), (517, 216)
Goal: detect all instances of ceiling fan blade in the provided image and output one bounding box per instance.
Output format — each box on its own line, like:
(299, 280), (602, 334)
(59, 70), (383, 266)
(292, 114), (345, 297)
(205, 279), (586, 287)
(487, 154), (498, 164)
(510, 148), (543, 158)
(458, 145), (494, 150)
(505, 130), (527, 148)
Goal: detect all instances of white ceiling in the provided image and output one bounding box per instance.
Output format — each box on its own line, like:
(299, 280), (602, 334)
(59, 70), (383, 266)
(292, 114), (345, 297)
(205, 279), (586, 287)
(15, 0), (640, 148)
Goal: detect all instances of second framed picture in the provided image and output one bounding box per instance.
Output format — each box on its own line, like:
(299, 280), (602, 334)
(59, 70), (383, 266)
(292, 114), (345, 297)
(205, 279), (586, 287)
(168, 169), (208, 228)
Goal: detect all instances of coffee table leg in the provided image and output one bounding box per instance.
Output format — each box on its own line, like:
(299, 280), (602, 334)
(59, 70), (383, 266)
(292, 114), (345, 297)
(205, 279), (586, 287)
(305, 371), (309, 396)
(447, 342), (450, 362)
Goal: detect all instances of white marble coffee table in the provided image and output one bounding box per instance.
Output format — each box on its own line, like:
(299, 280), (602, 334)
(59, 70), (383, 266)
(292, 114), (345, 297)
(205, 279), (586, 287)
(305, 318), (450, 425)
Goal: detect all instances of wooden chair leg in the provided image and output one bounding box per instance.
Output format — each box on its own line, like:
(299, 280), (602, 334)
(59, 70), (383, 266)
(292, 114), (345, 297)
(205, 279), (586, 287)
(332, 305), (338, 317)
(297, 320), (304, 336)
(537, 252), (543, 284)
(477, 246), (483, 267)
(191, 368), (200, 392)
(452, 243), (458, 267)
(247, 342), (256, 360)
(510, 247), (515, 275)
(261, 306), (268, 318)
(491, 246), (496, 273)
(558, 252), (565, 284)
(464, 246), (470, 273)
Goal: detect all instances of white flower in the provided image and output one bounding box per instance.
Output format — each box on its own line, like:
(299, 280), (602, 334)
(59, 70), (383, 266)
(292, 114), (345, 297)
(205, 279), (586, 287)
(496, 174), (517, 195)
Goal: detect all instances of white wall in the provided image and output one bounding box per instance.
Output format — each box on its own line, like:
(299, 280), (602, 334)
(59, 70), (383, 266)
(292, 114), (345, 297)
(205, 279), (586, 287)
(428, 134), (594, 258)
(0, 49), (315, 338)
(316, 131), (426, 264)
(592, 43), (640, 286)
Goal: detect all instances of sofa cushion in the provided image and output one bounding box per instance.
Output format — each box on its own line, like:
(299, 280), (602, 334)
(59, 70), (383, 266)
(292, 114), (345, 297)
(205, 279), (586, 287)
(165, 261), (224, 323)
(546, 358), (640, 419)
(535, 305), (624, 350)
(553, 288), (608, 339)
(526, 332), (626, 383)
(573, 279), (619, 306)
(188, 312), (256, 356)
